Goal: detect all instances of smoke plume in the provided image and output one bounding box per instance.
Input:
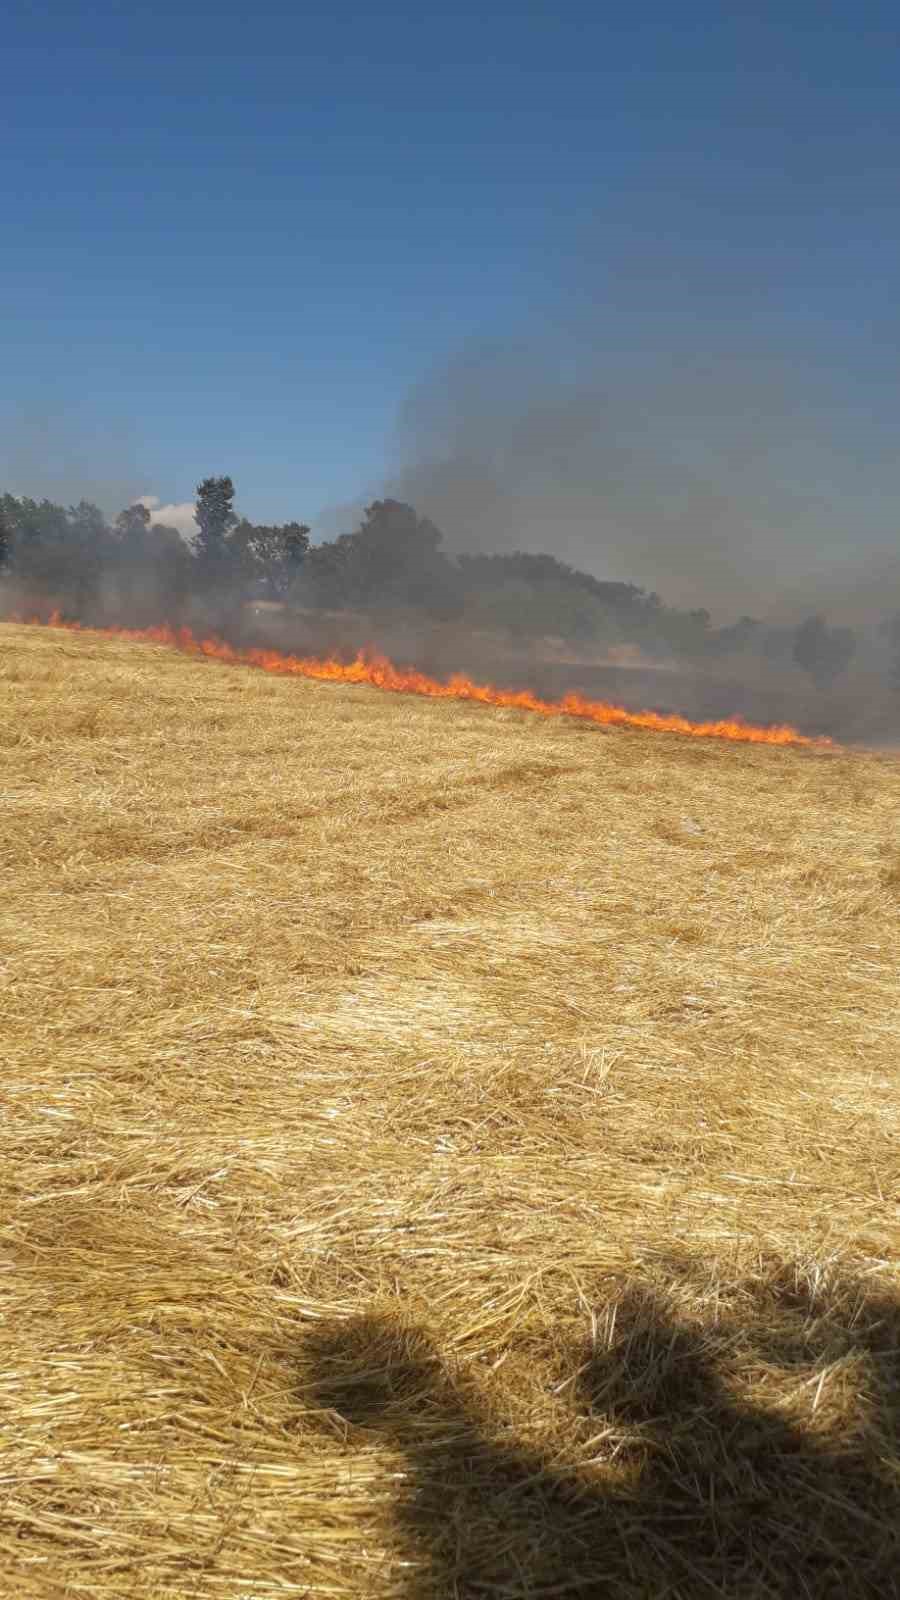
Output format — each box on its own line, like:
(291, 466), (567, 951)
(386, 330), (900, 627)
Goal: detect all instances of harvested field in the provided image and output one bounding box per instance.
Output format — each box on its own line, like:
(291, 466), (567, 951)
(2, 618), (899, 1599)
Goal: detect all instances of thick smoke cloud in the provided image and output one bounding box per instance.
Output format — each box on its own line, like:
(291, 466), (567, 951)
(383, 269), (900, 626)
(376, 196), (896, 633)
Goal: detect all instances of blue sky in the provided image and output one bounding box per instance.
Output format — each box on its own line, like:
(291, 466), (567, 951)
(4, 1), (900, 601)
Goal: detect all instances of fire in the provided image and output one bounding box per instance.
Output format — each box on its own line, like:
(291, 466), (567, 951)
(16, 612), (829, 748)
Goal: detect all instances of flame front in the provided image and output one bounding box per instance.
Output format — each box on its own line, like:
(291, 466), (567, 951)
(16, 612), (829, 748)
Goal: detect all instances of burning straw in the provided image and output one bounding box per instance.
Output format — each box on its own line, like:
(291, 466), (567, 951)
(18, 610), (830, 747)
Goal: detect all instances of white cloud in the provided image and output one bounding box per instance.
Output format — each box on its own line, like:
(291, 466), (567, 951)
(136, 495), (198, 541)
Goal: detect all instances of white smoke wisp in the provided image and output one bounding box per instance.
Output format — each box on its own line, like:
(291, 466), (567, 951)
(137, 496), (198, 541)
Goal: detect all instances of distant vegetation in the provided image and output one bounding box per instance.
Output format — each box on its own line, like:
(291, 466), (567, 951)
(2, 475), (899, 695)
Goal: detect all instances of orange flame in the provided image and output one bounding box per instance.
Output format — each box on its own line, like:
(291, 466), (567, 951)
(14, 612), (830, 748)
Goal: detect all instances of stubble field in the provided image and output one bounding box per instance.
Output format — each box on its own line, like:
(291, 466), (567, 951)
(2, 620), (899, 1598)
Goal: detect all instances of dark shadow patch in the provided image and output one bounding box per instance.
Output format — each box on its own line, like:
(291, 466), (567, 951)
(303, 1262), (900, 1598)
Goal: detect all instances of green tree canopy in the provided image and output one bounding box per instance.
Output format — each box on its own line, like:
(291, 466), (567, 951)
(193, 476), (237, 566)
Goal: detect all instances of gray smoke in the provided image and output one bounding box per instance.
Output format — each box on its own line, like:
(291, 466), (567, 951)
(0, 403), (145, 519)
(385, 332), (900, 627)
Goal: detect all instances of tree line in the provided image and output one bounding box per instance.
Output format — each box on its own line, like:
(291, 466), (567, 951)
(1, 474), (897, 691)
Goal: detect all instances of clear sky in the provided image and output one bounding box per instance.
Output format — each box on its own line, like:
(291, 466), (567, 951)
(4, 1), (900, 597)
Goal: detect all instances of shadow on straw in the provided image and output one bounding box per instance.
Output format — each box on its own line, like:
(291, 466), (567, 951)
(305, 1263), (900, 1598)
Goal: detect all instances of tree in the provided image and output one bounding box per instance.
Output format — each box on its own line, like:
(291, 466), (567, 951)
(349, 499), (461, 616)
(0, 503), (9, 572)
(464, 574), (610, 644)
(59, 501), (116, 613)
(282, 521), (310, 571)
(352, 500), (442, 597)
(302, 500), (461, 618)
(229, 518), (310, 598)
(193, 476), (237, 568)
(792, 615), (856, 690)
(2, 494), (69, 565)
(456, 550), (658, 642)
(0, 496), (113, 612)
(303, 534), (355, 610)
(105, 502), (192, 622)
(114, 502), (152, 547)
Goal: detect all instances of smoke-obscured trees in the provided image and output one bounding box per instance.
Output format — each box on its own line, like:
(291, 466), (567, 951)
(109, 502), (194, 622)
(708, 616), (762, 656)
(879, 613), (900, 694)
(2, 479), (893, 739)
(0, 482), (311, 621)
(0, 493), (115, 603)
(230, 519), (311, 599)
(115, 502), (152, 547)
(792, 615), (857, 690)
(453, 551), (718, 657)
(303, 500), (462, 618)
(193, 477), (311, 599)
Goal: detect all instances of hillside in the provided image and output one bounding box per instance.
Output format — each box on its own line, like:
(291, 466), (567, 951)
(2, 620), (899, 1599)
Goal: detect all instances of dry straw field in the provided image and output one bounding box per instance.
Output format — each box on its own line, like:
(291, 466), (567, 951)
(2, 619), (899, 1599)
